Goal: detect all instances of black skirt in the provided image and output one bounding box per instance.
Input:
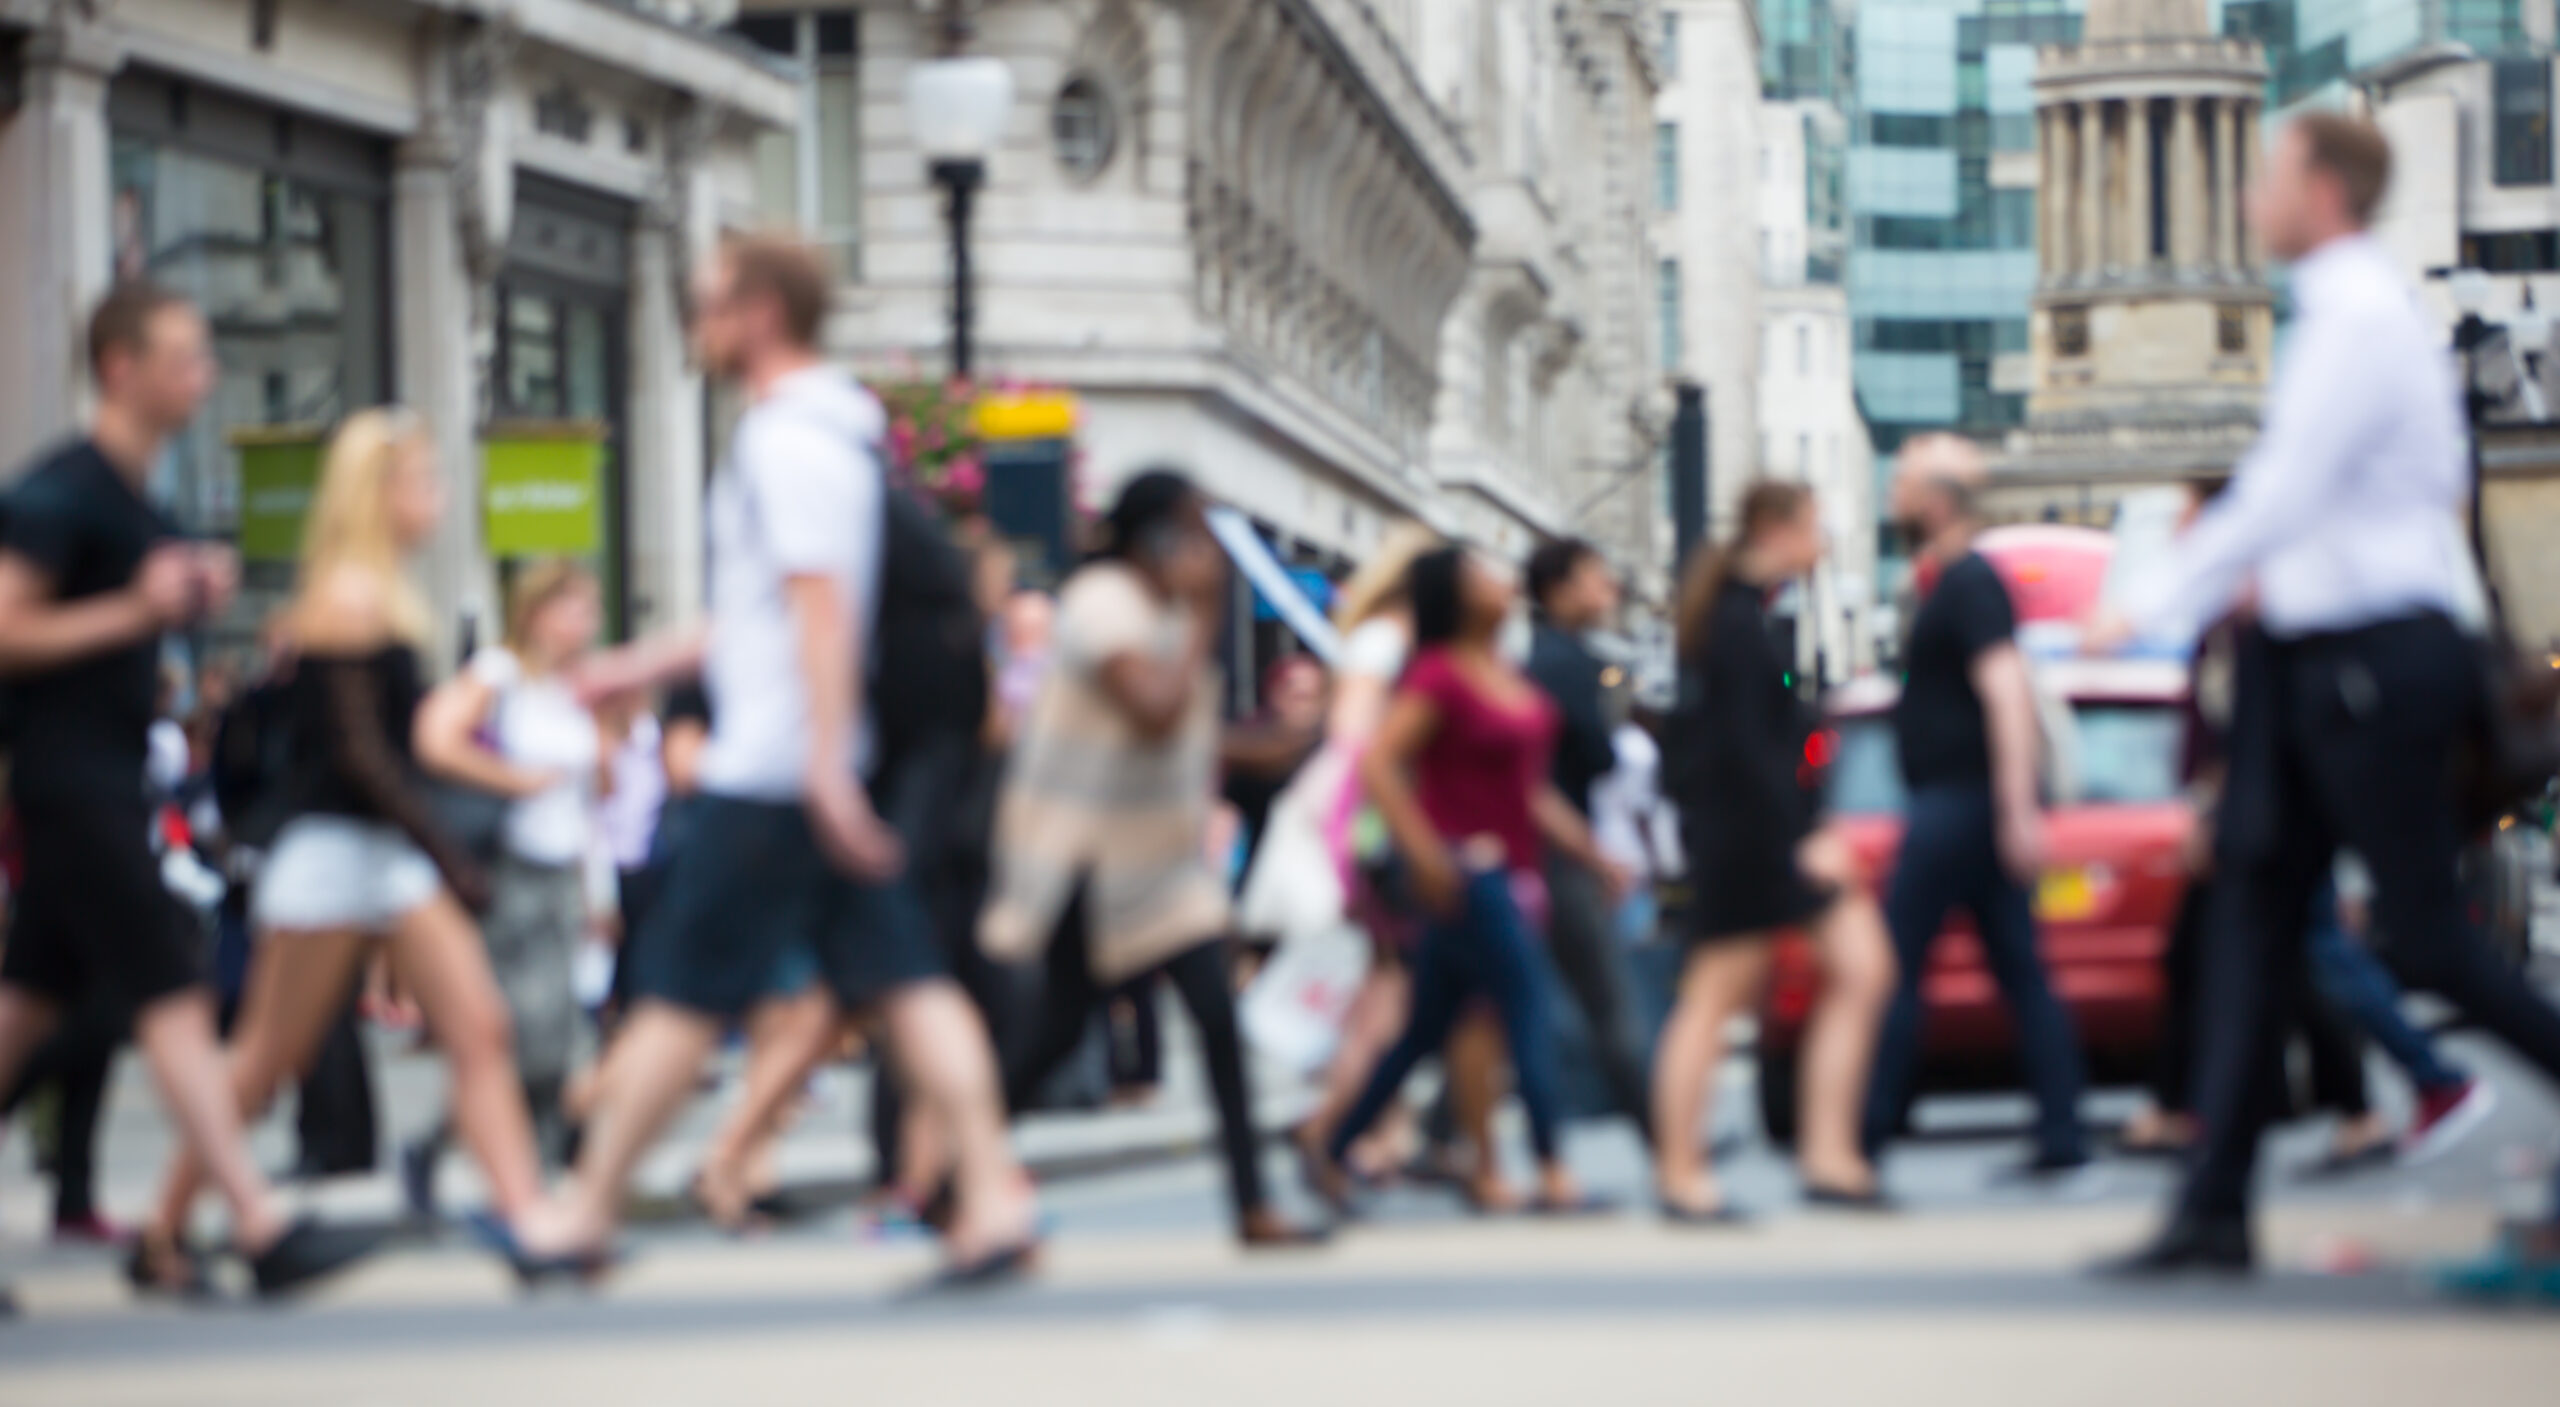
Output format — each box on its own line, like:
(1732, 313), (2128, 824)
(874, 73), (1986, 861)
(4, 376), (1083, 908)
(1684, 826), (1835, 945)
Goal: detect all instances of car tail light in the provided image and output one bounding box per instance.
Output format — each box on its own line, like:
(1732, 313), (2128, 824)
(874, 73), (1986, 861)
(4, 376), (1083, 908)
(1798, 728), (1838, 789)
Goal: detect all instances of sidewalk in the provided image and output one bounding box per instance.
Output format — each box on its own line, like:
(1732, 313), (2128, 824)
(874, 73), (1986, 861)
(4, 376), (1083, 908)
(2, 1008), (1319, 1241)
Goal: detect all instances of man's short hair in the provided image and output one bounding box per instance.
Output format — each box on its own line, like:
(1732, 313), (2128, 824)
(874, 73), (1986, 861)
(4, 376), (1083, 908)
(1525, 537), (1603, 610)
(719, 233), (834, 349)
(88, 281), (192, 379)
(2293, 111), (2393, 227)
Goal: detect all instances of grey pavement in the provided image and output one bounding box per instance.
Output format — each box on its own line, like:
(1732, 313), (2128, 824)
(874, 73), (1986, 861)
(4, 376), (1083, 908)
(5, 930), (2560, 1403)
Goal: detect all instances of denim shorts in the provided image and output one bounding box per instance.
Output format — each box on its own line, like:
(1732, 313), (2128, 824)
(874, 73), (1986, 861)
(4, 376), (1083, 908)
(636, 794), (943, 1020)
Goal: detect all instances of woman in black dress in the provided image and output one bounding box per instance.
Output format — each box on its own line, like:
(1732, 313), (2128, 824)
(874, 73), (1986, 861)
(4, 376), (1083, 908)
(1655, 482), (1895, 1220)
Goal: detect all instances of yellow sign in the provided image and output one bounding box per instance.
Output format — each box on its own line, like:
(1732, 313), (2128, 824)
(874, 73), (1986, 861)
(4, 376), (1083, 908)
(973, 392), (1078, 442)
(2034, 868), (2098, 923)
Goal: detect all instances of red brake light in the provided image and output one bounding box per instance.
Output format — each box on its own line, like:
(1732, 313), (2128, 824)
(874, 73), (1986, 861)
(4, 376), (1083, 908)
(1804, 729), (1838, 771)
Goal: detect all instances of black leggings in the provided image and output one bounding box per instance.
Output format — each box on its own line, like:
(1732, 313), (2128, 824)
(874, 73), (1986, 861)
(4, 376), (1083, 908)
(1004, 893), (1266, 1226)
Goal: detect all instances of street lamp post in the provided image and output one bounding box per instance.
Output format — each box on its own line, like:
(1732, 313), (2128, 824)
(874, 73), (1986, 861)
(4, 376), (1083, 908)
(906, 35), (1013, 380)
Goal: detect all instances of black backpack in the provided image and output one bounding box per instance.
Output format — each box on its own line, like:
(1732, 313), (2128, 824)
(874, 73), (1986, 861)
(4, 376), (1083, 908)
(211, 676), (299, 851)
(870, 480), (988, 774)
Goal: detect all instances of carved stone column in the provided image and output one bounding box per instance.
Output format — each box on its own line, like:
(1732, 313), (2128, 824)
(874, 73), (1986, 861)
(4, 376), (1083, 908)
(2214, 97), (2242, 274)
(2039, 106), (2065, 276)
(0, 20), (119, 474)
(2124, 98), (2152, 273)
(2170, 96), (2202, 274)
(2078, 101), (2106, 276)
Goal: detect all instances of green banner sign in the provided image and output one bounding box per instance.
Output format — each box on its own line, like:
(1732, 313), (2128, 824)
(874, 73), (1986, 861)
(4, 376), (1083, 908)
(235, 431), (326, 564)
(483, 426), (603, 557)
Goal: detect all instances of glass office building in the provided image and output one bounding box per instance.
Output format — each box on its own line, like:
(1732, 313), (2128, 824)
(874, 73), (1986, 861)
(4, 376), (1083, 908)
(2227, 1), (2544, 107)
(1846, 0), (2082, 464)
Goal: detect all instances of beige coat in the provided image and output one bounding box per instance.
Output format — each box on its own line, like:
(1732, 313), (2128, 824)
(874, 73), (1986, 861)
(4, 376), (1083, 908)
(979, 562), (1231, 982)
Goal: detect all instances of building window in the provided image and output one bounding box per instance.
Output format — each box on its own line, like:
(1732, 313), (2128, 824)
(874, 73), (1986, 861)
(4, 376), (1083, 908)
(734, 7), (862, 279)
(1797, 433), (1811, 477)
(1656, 122), (1679, 211)
(107, 74), (391, 652)
(2496, 57), (2552, 188)
(2053, 305), (2090, 359)
(2217, 306), (2248, 355)
(1662, 11), (1678, 81)
(1659, 258), (1682, 371)
(1052, 76), (1118, 181)
(1796, 323), (1811, 375)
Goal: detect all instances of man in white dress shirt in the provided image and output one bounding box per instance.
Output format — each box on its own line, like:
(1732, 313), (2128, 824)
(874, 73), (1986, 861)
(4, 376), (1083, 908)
(2093, 112), (2560, 1277)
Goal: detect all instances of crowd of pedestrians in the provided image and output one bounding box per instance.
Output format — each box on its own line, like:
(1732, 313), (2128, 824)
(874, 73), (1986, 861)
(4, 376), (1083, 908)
(0, 108), (2556, 1310)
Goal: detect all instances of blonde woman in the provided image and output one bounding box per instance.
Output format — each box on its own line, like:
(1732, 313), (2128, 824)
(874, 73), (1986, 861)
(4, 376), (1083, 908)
(408, 561), (604, 1203)
(134, 409), (562, 1286)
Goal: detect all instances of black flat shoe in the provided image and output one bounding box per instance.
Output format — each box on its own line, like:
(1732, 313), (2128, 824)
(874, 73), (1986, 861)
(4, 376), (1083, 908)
(1527, 1191), (1618, 1219)
(2298, 1141), (2395, 1182)
(400, 1138), (441, 1224)
(124, 1233), (216, 1300)
(1659, 1199), (1752, 1227)
(464, 1211), (620, 1290)
(247, 1218), (384, 1299)
(1803, 1182), (1896, 1212)
(905, 1239), (1042, 1299)
(2091, 1217), (2255, 1279)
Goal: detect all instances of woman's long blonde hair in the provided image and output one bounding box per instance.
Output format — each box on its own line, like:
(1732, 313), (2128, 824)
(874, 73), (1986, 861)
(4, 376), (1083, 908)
(1333, 521), (1442, 632)
(293, 407), (434, 645)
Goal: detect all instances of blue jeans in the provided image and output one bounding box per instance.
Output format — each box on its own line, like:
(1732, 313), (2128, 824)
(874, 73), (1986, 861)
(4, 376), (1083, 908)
(2305, 880), (2467, 1095)
(1328, 867), (1566, 1164)
(1864, 784), (2089, 1163)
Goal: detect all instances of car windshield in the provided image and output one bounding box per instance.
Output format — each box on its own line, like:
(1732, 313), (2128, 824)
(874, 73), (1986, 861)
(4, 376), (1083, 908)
(2068, 702), (2185, 806)
(1823, 700), (2185, 816)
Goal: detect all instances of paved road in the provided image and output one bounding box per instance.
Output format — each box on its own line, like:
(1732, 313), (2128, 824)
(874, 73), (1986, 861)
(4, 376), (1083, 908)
(6, 966), (2559, 1404)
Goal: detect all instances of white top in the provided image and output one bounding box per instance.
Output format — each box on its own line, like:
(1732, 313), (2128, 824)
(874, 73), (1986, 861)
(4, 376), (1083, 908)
(697, 367), (887, 801)
(2128, 235), (2479, 644)
(470, 647), (600, 867)
(1590, 723), (1683, 881)
(1339, 616), (1411, 682)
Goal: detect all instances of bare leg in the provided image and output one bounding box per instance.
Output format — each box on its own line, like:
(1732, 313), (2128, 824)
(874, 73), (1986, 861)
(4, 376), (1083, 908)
(148, 929), (369, 1249)
(1652, 942), (1771, 1215)
(129, 990), (290, 1251)
(695, 989), (840, 1227)
(1306, 963), (1405, 1135)
(388, 895), (544, 1222)
(525, 1000), (721, 1251)
(1798, 892), (1894, 1195)
(880, 980), (1038, 1263)
(1447, 1010), (1519, 1211)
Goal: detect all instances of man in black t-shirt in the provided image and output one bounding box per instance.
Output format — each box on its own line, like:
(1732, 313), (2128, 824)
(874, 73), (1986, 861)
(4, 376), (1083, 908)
(1860, 435), (2089, 1180)
(1522, 538), (1652, 1144)
(0, 284), (374, 1297)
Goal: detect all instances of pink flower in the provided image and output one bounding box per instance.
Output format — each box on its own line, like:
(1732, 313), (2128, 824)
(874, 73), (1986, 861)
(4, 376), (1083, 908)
(943, 455), (985, 498)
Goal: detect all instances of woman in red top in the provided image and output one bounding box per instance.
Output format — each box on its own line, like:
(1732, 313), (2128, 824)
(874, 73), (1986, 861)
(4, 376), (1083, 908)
(1308, 547), (1619, 1216)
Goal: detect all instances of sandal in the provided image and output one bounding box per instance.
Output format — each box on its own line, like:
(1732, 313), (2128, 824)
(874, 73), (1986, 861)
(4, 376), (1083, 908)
(123, 1231), (216, 1300)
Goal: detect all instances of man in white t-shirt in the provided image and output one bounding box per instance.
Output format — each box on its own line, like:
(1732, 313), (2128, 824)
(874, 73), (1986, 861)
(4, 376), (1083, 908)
(517, 236), (1038, 1283)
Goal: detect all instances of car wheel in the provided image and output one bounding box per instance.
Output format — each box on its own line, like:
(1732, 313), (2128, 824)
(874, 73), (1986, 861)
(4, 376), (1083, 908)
(1755, 1046), (1799, 1149)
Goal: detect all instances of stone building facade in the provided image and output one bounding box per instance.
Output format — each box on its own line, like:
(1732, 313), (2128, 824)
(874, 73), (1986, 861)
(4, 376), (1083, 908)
(1758, 93), (1873, 681)
(1656, 0), (1760, 553)
(0, 0), (794, 666)
(1992, 0), (2275, 523)
(777, 0), (1671, 589)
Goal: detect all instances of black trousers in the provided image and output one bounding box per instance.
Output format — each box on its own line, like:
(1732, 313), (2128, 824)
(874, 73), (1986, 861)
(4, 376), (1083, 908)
(2180, 617), (2560, 1225)
(293, 998), (379, 1177)
(1, 995), (120, 1225)
(2150, 876), (2370, 1123)
(1003, 890), (1267, 1227)
(1542, 852), (1656, 1146)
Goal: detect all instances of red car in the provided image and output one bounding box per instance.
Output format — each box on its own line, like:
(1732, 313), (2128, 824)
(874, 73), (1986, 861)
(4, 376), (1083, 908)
(1753, 656), (2196, 1144)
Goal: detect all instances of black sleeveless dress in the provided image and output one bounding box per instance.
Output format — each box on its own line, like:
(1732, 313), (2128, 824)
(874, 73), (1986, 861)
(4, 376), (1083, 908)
(1670, 579), (1833, 942)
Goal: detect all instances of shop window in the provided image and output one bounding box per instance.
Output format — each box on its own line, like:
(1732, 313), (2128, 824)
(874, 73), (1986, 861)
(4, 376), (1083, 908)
(107, 76), (391, 652)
